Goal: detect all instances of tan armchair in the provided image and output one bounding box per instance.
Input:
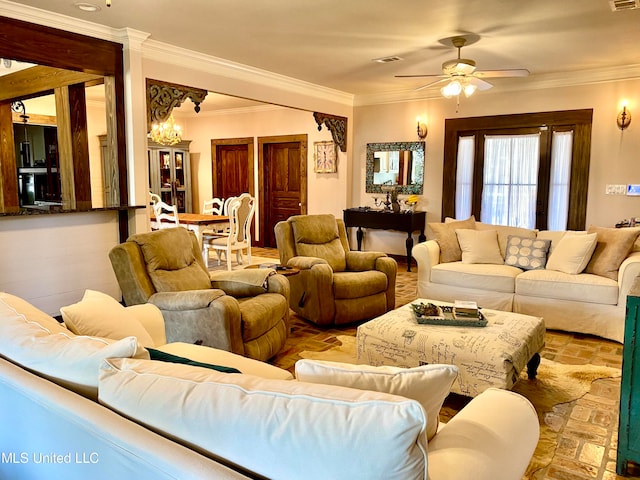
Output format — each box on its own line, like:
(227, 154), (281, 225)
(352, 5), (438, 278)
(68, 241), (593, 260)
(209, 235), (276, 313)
(274, 214), (397, 326)
(109, 227), (289, 361)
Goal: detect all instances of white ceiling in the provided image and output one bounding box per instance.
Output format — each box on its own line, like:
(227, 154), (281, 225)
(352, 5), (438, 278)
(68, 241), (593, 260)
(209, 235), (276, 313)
(3, 0), (640, 102)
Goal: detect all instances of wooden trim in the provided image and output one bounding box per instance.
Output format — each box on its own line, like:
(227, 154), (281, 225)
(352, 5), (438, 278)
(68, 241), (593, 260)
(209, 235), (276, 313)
(55, 86), (75, 210)
(0, 66), (103, 103)
(0, 103), (18, 212)
(0, 16), (122, 76)
(443, 109), (593, 228)
(11, 112), (56, 126)
(69, 84), (92, 210)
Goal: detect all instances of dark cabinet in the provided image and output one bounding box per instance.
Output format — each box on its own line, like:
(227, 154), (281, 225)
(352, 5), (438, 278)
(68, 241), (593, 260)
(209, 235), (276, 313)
(618, 277), (640, 475)
(148, 140), (192, 213)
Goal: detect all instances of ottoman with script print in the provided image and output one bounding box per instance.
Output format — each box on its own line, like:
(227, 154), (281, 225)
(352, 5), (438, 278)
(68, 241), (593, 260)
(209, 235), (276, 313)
(356, 300), (545, 397)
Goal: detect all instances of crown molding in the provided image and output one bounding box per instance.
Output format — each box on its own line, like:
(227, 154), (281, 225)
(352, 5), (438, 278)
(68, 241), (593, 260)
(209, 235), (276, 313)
(114, 28), (151, 52)
(141, 39), (354, 107)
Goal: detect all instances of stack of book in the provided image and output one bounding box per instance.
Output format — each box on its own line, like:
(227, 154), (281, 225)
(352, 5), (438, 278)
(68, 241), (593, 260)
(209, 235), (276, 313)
(453, 300), (480, 320)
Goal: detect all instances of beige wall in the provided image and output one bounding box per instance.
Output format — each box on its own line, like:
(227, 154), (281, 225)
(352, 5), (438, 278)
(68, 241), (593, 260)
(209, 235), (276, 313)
(352, 80), (640, 255)
(180, 105), (348, 239)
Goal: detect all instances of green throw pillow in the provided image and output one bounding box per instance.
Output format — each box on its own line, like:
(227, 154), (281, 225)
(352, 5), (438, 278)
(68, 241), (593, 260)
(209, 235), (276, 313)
(147, 348), (241, 374)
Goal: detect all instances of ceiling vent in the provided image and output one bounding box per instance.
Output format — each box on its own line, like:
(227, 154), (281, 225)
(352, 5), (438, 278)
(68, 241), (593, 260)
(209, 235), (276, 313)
(609, 0), (640, 11)
(373, 56), (403, 64)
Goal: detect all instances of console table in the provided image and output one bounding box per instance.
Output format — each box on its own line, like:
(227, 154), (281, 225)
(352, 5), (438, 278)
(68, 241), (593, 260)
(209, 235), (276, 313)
(343, 208), (426, 271)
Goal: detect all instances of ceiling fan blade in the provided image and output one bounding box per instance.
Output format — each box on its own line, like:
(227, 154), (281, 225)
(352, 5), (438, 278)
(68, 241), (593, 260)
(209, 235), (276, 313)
(395, 74), (447, 79)
(466, 77), (493, 91)
(415, 78), (449, 91)
(473, 69), (530, 78)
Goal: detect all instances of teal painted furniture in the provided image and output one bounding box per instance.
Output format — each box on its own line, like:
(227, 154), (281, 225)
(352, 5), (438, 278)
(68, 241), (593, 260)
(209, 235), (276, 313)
(618, 277), (640, 475)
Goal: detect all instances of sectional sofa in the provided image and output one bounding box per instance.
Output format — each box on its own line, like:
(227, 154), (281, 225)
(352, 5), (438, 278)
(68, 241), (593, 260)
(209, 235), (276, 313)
(413, 216), (640, 343)
(0, 290), (540, 480)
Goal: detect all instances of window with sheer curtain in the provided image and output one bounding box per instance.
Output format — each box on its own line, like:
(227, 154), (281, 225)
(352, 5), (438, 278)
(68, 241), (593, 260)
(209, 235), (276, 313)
(444, 110), (592, 231)
(548, 131), (573, 230)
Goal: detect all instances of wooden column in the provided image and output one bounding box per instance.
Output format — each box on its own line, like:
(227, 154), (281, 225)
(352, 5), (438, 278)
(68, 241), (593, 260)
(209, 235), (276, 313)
(103, 76), (120, 207)
(68, 84), (91, 210)
(0, 103), (19, 212)
(55, 86), (75, 210)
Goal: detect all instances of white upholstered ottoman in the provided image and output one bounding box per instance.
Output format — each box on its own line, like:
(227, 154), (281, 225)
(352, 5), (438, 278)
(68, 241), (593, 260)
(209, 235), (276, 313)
(356, 299), (546, 397)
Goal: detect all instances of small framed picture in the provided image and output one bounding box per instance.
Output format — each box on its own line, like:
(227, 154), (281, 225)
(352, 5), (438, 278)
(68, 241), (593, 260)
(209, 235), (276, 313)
(314, 141), (337, 173)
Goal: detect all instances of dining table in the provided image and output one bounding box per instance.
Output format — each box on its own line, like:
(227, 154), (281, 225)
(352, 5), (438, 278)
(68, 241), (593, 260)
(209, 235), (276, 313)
(150, 212), (229, 252)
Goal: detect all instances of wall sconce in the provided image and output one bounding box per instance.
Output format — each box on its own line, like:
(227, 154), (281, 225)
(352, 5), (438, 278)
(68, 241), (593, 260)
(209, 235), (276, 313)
(617, 103), (632, 130)
(416, 116), (428, 139)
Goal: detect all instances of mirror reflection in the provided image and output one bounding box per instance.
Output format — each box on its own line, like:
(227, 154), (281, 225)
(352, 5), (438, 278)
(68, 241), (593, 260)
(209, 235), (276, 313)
(366, 142), (424, 194)
(2, 60), (110, 211)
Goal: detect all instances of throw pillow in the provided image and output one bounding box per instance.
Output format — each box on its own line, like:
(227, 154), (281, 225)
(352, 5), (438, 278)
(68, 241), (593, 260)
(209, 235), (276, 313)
(0, 292), (146, 399)
(60, 289), (156, 348)
(99, 358), (428, 480)
(545, 232), (597, 274)
(294, 359), (458, 441)
(584, 226), (640, 280)
(427, 216), (476, 263)
(455, 228), (503, 264)
(504, 235), (552, 270)
(476, 223), (537, 258)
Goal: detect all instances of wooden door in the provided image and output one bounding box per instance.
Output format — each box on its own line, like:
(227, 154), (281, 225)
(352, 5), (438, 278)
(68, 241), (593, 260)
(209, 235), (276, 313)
(258, 135), (307, 248)
(215, 144), (249, 198)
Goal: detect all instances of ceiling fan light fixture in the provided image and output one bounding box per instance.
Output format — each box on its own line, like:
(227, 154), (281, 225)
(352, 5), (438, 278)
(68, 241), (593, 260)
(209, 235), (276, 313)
(463, 83), (477, 97)
(441, 80), (462, 98)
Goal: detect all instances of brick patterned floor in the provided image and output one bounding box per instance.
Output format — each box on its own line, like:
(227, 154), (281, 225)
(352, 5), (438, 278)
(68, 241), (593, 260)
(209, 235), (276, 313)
(253, 247), (640, 479)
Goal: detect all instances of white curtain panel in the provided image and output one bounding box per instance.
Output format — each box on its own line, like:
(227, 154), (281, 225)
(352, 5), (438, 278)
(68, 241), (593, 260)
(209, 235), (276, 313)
(548, 130), (574, 231)
(455, 135), (475, 219)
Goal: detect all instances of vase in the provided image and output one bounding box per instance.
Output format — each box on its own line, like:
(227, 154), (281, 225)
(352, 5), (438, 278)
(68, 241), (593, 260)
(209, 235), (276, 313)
(392, 200), (400, 213)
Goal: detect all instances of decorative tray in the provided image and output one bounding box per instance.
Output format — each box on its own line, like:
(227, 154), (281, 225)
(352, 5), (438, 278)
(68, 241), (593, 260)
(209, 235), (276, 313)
(410, 303), (487, 327)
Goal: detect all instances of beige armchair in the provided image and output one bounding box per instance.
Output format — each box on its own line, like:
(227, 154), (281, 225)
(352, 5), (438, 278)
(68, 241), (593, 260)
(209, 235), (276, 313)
(109, 227), (289, 361)
(275, 214), (397, 326)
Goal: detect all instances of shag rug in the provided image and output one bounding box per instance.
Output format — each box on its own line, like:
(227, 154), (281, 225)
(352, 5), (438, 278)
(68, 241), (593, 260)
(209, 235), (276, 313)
(299, 335), (622, 478)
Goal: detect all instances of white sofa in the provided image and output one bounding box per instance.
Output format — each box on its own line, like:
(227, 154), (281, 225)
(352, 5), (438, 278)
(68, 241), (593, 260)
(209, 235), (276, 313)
(0, 291), (540, 480)
(413, 217), (640, 343)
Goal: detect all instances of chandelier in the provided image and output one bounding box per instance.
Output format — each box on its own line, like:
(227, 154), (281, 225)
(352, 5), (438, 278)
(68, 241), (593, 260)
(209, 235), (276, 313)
(149, 114), (182, 146)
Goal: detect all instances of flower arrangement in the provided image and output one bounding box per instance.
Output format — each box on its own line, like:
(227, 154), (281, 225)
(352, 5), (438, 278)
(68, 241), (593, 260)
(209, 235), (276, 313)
(406, 194), (419, 206)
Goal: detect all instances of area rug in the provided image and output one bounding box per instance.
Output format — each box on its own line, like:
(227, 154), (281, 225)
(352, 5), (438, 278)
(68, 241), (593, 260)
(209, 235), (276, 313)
(207, 255), (278, 272)
(299, 335), (621, 479)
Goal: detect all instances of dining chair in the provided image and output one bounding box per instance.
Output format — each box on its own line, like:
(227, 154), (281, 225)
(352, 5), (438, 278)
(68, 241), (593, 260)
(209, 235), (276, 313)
(153, 200), (180, 230)
(223, 196), (237, 215)
(149, 192), (161, 207)
(203, 198), (224, 215)
(202, 193), (255, 270)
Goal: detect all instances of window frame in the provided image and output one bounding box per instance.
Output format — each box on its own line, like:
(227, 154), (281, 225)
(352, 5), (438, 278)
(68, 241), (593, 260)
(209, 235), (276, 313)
(442, 109), (593, 230)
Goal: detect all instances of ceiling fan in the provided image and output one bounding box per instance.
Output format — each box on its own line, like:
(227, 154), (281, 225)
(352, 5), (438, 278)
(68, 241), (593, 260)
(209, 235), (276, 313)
(396, 36), (529, 97)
